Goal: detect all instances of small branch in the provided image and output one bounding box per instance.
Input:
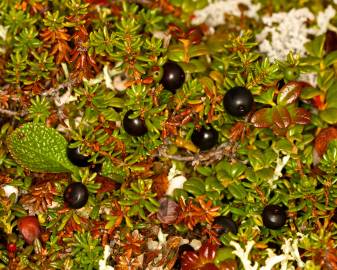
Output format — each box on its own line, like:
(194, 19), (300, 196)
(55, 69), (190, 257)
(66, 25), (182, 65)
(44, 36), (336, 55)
(0, 108), (24, 117)
(41, 80), (77, 97)
(156, 141), (237, 166)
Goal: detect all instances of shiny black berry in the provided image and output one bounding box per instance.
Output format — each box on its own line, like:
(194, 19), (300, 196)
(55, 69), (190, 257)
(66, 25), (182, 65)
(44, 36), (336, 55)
(213, 216), (238, 235)
(123, 110), (147, 137)
(67, 143), (91, 167)
(63, 182), (89, 209)
(191, 125), (218, 151)
(262, 205), (287, 229)
(223, 86), (254, 117)
(90, 163), (102, 173)
(160, 62), (185, 92)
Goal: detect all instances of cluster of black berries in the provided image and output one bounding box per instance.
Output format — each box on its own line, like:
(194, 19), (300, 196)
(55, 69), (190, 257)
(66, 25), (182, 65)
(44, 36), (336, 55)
(64, 62), (288, 231)
(123, 62), (255, 150)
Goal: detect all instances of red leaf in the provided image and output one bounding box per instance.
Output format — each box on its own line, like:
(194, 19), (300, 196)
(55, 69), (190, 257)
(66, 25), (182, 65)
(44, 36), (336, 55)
(251, 108), (272, 128)
(270, 106), (292, 136)
(314, 127), (337, 157)
(181, 251), (200, 270)
(181, 241), (219, 270)
(17, 216), (41, 244)
(293, 108), (311, 124)
(198, 241), (218, 261)
(312, 95), (326, 110)
(95, 175), (120, 193)
(277, 81), (308, 105)
(272, 106), (291, 129)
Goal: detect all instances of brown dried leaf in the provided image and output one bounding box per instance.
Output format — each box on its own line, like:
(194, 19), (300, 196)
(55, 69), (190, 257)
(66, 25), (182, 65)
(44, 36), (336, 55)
(152, 171), (169, 199)
(314, 127), (337, 157)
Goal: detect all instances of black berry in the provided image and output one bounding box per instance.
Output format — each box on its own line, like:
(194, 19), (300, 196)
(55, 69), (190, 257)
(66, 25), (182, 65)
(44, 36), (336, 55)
(223, 86), (254, 117)
(173, 244), (194, 270)
(123, 110), (147, 137)
(262, 205), (287, 229)
(90, 163), (102, 173)
(67, 143), (91, 167)
(160, 62), (185, 92)
(191, 125), (218, 151)
(213, 216), (238, 235)
(178, 244), (194, 256)
(64, 182), (89, 209)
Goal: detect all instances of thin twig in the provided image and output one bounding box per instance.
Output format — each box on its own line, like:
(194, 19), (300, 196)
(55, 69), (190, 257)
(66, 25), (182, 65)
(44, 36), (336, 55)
(0, 108), (21, 117)
(156, 141), (238, 166)
(41, 80), (77, 97)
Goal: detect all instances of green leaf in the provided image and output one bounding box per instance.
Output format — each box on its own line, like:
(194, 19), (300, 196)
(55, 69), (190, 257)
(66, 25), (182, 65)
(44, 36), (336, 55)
(6, 123), (78, 173)
(320, 108), (337, 124)
(300, 87), (323, 99)
(305, 34), (325, 58)
(248, 149), (265, 171)
(205, 176), (223, 192)
(183, 177), (205, 196)
(228, 183), (246, 200)
(251, 108), (272, 128)
(324, 51), (337, 66)
(228, 162), (246, 178)
(254, 88), (275, 105)
(274, 138), (293, 154)
(189, 44), (209, 58)
(326, 81), (337, 109)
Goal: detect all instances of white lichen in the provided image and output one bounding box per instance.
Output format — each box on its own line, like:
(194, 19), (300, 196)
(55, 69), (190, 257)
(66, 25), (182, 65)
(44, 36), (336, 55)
(165, 163), (187, 196)
(316, 5), (336, 35)
(268, 154), (290, 188)
(230, 234), (305, 270)
(103, 65), (114, 90)
(56, 116), (82, 133)
(98, 245), (114, 270)
(192, 0), (261, 27)
(0, 25), (8, 54)
(230, 240), (258, 270)
(54, 87), (78, 107)
(257, 6), (337, 61)
(299, 72), (318, 88)
(2, 185), (19, 202)
(256, 8), (316, 61)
